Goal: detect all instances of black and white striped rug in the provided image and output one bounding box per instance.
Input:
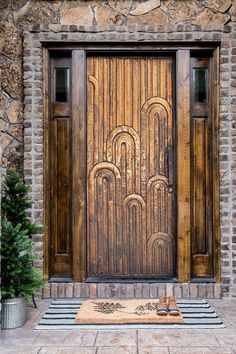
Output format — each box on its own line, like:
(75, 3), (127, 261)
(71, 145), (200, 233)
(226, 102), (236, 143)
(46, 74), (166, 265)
(35, 299), (225, 330)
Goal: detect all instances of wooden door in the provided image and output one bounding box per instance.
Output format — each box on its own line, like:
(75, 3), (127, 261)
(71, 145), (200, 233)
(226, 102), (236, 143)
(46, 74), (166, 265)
(87, 56), (175, 277)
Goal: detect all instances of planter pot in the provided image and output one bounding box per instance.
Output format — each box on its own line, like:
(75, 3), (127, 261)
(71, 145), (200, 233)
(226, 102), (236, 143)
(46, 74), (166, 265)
(1, 298), (26, 329)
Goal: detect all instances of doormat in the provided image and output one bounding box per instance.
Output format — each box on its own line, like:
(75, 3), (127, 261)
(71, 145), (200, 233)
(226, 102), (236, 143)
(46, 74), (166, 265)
(75, 299), (183, 324)
(35, 299), (225, 330)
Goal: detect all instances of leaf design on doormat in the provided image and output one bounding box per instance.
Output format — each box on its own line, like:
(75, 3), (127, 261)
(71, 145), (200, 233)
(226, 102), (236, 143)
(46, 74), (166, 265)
(92, 302), (125, 314)
(135, 302), (159, 316)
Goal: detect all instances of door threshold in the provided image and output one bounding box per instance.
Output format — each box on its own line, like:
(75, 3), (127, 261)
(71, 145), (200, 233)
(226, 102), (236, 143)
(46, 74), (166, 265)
(191, 277), (215, 283)
(49, 277), (73, 283)
(85, 277), (178, 283)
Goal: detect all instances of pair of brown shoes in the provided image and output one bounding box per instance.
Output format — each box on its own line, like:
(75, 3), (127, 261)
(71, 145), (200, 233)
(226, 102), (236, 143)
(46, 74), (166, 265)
(157, 296), (180, 316)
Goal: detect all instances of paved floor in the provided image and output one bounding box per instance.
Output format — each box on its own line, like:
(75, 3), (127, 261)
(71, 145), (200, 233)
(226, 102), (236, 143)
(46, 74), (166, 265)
(1, 299), (236, 354)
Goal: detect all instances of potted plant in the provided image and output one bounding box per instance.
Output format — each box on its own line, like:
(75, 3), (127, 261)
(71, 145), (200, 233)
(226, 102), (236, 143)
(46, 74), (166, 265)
(1, 169), (43, 329)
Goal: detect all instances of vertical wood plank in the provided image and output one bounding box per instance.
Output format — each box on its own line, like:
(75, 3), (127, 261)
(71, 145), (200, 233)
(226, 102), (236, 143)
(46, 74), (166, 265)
(147, 58), (152, 99)
(103, 57), (109, 159)
(111, 58), (117, 130)
(152, 58), (158, 97)
(72, 50), (86, 281)
(87, 58), (94, 173)
(132, 58), (139, 133)
(140, 59), (146, 108)
(193, 118), (207, 255)
(55, 118), (70, 253)
(94, 59), (99, 165)
(125, 58), (132, 127)
(98, 58), (104, 162)
(177, 50), (191, 282)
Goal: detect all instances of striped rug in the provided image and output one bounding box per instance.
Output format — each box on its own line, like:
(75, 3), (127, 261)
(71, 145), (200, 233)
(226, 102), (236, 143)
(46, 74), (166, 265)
(35, 299), (225, 330)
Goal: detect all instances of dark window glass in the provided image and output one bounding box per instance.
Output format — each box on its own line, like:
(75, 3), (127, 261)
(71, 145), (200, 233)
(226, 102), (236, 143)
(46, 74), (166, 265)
(55, 68), (69, 102)
(193, 68), (208, 103)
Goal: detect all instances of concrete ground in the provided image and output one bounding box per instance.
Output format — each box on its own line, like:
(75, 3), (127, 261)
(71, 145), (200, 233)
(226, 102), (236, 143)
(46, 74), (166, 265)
(1, 299), (236, 354)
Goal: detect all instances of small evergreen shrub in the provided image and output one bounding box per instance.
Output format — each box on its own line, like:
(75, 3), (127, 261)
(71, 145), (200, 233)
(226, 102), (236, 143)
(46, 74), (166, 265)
(1, 169), (43, 302)
(2, 169), (40, 234)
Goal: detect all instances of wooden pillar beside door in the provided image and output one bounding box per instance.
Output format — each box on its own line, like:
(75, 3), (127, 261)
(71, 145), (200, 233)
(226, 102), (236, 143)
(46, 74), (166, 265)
(176, 50), (191, 282)
(72, 50), (87, 281)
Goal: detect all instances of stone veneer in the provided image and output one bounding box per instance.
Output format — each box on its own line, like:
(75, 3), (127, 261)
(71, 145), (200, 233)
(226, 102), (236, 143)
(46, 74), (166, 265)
(1, 1), (236, 299)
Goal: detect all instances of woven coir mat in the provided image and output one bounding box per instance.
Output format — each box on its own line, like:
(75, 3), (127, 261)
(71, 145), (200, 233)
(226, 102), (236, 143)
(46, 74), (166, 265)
(75, 299), (183, 324)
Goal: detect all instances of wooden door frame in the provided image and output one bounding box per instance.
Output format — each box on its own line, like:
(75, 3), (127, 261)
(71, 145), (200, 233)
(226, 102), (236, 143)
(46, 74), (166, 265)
(43, 43), (220, 283)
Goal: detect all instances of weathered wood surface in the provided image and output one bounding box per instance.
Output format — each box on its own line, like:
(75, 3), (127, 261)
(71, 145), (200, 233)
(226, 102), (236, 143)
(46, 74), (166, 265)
(72, 50), (87, 281)
(177, 50), (191, 282)
(50, 57), (72, 278)
(87, 57), (175, 277)
(48, 49), (218, 282)
(190, 57), (214, 278)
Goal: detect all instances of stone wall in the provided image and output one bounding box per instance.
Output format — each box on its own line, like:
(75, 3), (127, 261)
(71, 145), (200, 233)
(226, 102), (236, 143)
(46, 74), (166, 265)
(1, 0), (236, 297)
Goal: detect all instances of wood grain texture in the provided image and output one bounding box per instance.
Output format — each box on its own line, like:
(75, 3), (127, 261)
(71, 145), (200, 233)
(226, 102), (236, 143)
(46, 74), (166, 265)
(193, 117), (207, 255)
(50, 57), (72, 278)
(47, 46), (220, 283)
(87, 57), (175, 277)
(190, 57), (214, 278)
(72, 50), (87, 281)
(177, 50), (191, 282)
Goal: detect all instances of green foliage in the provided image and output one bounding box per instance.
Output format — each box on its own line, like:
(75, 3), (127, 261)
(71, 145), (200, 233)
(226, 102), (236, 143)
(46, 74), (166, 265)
(1, 220), (43, 301)
(2, 169), (42, 234)
(1, 169), (43, 301)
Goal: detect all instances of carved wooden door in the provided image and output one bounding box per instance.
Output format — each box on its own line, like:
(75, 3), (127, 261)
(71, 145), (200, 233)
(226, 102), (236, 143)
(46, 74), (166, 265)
(87, 56), (175, 277)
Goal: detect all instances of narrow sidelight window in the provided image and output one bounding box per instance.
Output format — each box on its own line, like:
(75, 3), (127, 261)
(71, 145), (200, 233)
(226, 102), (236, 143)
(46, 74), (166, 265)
(55, 68), (70, 102)
(193, 68), (208, 103)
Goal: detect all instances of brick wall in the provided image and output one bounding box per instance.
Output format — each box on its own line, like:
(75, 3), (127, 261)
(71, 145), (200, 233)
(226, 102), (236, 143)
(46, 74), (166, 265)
(42, 282), (222, 300)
